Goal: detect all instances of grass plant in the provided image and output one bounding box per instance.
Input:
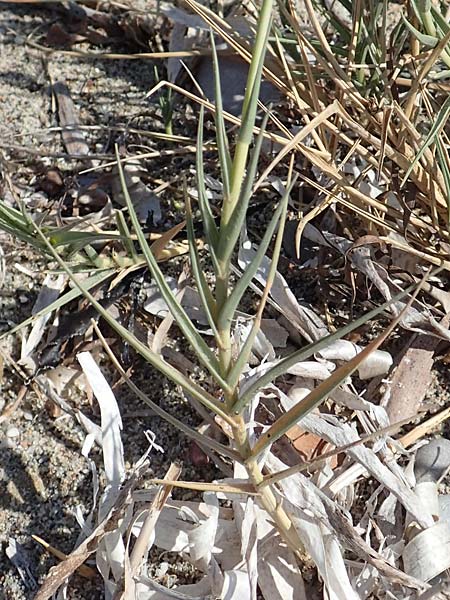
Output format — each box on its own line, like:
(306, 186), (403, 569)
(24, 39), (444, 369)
(21, 0), (443, 562)
(2, 0), (450, 595)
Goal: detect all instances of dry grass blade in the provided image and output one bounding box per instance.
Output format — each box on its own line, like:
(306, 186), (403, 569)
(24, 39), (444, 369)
(31, 536), (96, 579)
(129, 463), (181, 575)
(144, 479), (258, 494)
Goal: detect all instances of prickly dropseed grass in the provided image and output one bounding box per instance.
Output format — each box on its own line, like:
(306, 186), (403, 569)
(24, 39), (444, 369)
(6, 0), (445, 573)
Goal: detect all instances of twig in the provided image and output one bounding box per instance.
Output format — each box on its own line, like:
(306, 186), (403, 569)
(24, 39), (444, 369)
(31, 536), (96, 579)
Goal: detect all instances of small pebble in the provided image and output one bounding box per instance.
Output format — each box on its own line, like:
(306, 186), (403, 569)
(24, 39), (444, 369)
(3, 437), (17, 449)
(6, 426), (20, 438)
(156, 562), (169, 578)
(414, 438), (450, 483)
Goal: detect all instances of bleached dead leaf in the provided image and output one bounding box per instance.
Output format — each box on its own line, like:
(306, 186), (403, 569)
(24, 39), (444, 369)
(260, 319), (288, 348)
(271, 386), (434, 528)
(265, 453), (361, 600)
(20, 273), (66, 367)
(134, 573), (213, 599)
(316, 339), (393, 379)
(403, 520), (450, 582)
(78, 352), (126, 586)
(220, 568), (254, 599)
(78, 352), (125, 492)
(6, 538), (37, 591)
(237, 232), (393, 382)
(257, 542), (307, 600)
(239, 499), (258, 600)
(187, 492), (219, 569)
(234, 318), (276, 361)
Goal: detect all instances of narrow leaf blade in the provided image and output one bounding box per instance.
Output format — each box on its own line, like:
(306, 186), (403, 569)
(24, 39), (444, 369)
(234, 279), (431, 414)
(114, 146), (227, 387)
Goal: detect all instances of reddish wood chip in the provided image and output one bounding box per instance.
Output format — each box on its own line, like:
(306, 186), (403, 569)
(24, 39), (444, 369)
(286, 424), (339, 469)
(385, 333), (438, 425)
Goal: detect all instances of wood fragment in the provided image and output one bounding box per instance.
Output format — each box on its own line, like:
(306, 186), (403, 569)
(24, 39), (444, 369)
(399, 405), (450, 448)
(0, 385), (28, 423)
(385, 333), (436, 424)
(53, 81), (90, 157)
(385, 314), (449, 424)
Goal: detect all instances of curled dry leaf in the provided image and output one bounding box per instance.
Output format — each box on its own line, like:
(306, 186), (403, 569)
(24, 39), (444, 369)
(403, 520), (450, 582)
(316, 339), (393, 380)
(322, 499), (426, 590)
(128, 472), (308, 600)
(414, 437), (450, 484)
(195, 53), (280, 117)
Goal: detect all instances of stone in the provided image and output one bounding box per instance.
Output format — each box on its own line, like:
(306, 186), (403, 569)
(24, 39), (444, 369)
(414, 437), (450, 483)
